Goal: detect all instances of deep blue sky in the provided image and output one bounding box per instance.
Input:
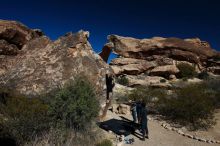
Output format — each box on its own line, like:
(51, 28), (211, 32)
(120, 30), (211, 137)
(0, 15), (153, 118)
(1, 0), (220, 61)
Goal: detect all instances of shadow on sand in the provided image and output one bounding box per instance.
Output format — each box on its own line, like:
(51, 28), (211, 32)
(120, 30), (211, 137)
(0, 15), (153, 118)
(0, 137), (16, 146)
(98, 116), (143, 139)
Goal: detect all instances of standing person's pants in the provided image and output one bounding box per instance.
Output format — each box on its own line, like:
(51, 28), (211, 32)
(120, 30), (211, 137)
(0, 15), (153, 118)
(131, 111), (137, 123)
(141, 120), (148, 138)
(137, 110), (141, 123)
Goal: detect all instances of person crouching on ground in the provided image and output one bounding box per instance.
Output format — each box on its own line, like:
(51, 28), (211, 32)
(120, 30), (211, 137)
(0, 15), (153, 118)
(140, 102), (149, 141)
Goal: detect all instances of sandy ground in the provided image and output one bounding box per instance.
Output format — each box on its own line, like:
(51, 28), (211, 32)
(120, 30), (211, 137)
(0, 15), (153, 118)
(100, 110), (220, 146)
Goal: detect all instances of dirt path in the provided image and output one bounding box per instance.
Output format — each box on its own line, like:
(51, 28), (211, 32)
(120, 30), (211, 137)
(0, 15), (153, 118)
(100, 110), (220, 146)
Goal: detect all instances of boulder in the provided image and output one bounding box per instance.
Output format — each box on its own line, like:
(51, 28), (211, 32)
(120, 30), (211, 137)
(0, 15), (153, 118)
(169, 74), (176, 80)
(206, 58), (220, 74)
(150, 83), (172, 89)
(110, 58), (156, 75)
(207, 66), (220, 74)
(0, 20), (42, 53)
(108, 34), (220, 77)
(118, 104), (130, 114)
(147, 55), (174, 65)
(113, 83), (133, 98)
(111, 104), (119, 113)
(0, 40), (19, 55)
(0, 20), (112, 96)
(0, 20), (44, 76)
(126, 75), (171, 88)
(111, 64), (141, 75)
(149, 65), (179, 77)
(99, 42), (114, 62)
(111, 57), (148, 65)
(108, 35), (216, 60)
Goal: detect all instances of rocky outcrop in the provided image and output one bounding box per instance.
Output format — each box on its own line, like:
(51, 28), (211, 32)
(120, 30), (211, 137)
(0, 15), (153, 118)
(108, 35), (217, 60)
(126, 75), (171, 88)
(99, 42), (114, 62)
(0, 20), (112, 96)
(0, 20), (42, 54)
(106, 35), (220, 78)
(0, 20), (44, 76)
(1, 20), (220, 95)
(110, 58), (156, 75)
(149, 65), (179, 77)
(207, 66), (220, 74)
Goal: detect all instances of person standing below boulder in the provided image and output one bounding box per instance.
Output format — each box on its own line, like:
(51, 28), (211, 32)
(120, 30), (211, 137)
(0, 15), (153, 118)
(106, 74), (115, 103)
(140, 102), (149, 141)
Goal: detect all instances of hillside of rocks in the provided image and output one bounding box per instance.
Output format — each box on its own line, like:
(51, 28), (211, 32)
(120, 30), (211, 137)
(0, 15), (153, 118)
(1, 19), (220, 95)
(0, 20), (112, 96)
(106, 35), (220, 87)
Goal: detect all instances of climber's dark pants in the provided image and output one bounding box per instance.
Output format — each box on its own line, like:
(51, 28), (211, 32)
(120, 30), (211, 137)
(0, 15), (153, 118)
(106, 88), (113, 100)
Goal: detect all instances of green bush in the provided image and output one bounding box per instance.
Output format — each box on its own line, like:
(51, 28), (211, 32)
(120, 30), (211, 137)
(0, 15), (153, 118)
(213, 55), (220, 61)
(129, 86), (166, 105)
(96, 139), (113, 146)
(48, 76), (100, 131)
(116, 76), (129, 86)
(0, 94), (49, 145)
(156, 83), (215, 130)
(177, 63), (197, 79)
(0, 76), (101, 145)
(160, 79), (167, 83)
(128, 78), (220, 130)
(39, 128), (98, 146)
(203, 78), (220, 107)
(198, 71), (209, 80)
(116, 94), (129, 103)
(128, 86), (148, 103)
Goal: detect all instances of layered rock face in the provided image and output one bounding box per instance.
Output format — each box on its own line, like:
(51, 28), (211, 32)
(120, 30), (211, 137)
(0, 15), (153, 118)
(0, 20), (112, 96)
(108, 35), (220, 79)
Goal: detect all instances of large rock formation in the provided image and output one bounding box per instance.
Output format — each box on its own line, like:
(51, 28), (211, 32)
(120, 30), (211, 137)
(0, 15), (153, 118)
(99, 42), (114, 62)
(0, 20), (43, 76)
(0, 20), (112, 96)
(0, 20), (42, 54)
(107, 35), (220, 78)
(1, 20), (220, 95)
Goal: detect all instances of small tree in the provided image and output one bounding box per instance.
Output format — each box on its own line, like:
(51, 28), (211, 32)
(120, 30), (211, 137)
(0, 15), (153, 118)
(156, 83), (215, 130)
(129, 86), (166, 105)
(0, 94), (49, 145)
(116, 76), (129, 86)
(203, 78), (220, 107)
(48, 76), (100, 131)
(177, 63), (197, 79)
(198, 71), (209, 80)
